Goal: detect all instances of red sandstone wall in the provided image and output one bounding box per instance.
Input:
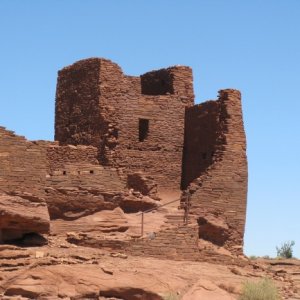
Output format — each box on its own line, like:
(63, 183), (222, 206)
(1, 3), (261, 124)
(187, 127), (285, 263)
(182, 90), (248, 251)
(55, 59), (104, 147)
(46, 144), (99, 173)
(127, 225), (239, 264)
(181, 100), (221, 189)
(0, 127), (47, 197)
(45, 143), (125, 219)
(100, 60), (194, 191)
(0, 124), (127, 221)
(55, 58), (195, 192)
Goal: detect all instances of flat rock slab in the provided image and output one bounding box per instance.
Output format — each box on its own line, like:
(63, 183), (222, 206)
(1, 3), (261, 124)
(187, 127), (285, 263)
(0, 193), (50, 242)
(181, 279), (236, 300)
(2, 264), (166, 299)
(50, 207), (129, 234)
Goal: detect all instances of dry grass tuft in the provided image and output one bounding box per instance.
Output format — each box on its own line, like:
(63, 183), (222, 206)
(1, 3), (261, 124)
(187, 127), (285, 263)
(239, 278), (279, 300)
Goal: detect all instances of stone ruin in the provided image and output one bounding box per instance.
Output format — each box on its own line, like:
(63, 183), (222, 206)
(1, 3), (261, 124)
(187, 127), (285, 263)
(0, 58), (248, 261)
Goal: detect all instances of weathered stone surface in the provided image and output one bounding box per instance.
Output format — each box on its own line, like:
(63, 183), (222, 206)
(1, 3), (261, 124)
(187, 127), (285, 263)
(0, 193), (50, 242)
(45, 186), (122, 220)
(127, 172), (160, 200)
(1, 245), (297, 300)
(45, 146), (126, 219)
(53, 59), (248, 251)
(51, 208), (129, 234)
(119, 193), (159, 213)
(181, 279), (236, 300)
(55, 58), (194, 192)
(2, 265), (165, 299)
(181, 89), (248, 253)
(0, 128), (46, 198)
(197, 214), (229, 246)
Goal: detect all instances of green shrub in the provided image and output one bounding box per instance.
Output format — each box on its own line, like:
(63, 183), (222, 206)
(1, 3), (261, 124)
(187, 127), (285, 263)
(276, 240), (295, 259)
(239, 278), (279, 300)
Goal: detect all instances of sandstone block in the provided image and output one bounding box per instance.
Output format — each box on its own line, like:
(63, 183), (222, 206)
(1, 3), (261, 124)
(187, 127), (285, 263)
(0, 193), (50, 242)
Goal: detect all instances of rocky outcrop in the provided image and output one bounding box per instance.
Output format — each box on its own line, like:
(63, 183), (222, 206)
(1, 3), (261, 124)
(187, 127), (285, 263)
(51, 208), (129, 235)
(45, 186), (160, 220)
(127, 172), (160, 200)
(45, 187), (123, 220)
(1, 242), (297, 300)
(45, 159), (126, 220)
(0, 193), (50, 242)
(181, 279), (236, 300)
(197, 214), (229, 246)
(1, 264), (164, 299)
(0, 254), (237, 300)
(119, 193), (159, 213)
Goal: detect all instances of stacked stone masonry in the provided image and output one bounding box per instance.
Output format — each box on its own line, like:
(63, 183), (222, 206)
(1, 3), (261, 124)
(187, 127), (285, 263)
(127, 225), (244, 265)
(0, 57), (248, 257)
(45, 143), (126, 219)
(181, 89), (248, 254)
(0, 127), (47, 198)
(55, 58), (194, 191)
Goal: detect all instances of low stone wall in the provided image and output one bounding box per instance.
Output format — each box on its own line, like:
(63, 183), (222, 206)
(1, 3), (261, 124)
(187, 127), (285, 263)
(43, 142), (126, 219)
(127, 225), (199, 260)
(46, 144), (99, 173)
(0, 127), (46, 198)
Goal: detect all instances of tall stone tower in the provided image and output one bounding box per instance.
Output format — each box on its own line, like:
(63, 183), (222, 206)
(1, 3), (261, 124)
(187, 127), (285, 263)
(55, 58), (195, 192)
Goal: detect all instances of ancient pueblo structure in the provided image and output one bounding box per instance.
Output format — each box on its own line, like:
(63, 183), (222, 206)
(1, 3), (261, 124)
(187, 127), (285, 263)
(0, 58), (248, 261)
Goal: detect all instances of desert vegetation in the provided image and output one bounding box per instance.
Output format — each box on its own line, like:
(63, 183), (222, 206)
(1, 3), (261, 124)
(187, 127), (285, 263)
(248, 240), (296, 260)
(276, 240), (295, 259)
(239, 278), (279, 300)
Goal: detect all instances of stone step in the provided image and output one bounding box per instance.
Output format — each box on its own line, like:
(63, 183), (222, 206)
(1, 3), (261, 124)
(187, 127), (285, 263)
(165, 214), (183, 219)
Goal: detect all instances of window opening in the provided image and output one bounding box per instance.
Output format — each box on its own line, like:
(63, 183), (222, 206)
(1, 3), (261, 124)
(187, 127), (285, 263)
(139, 119), (149, 142)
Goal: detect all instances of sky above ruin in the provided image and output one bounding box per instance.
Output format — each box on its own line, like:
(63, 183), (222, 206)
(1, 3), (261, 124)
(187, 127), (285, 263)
(0, 0), (299, 258)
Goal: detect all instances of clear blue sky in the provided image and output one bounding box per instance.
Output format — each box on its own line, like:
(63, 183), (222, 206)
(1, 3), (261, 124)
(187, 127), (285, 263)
(0, 0), (299, 257)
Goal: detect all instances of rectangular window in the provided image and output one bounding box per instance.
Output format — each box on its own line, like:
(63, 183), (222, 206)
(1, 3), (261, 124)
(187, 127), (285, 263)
(139, 119), (149, 142)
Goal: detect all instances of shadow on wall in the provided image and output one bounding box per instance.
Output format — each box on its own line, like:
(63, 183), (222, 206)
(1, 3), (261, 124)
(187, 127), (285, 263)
(197, 216), (229, 247)
(181, 100), (221, 189)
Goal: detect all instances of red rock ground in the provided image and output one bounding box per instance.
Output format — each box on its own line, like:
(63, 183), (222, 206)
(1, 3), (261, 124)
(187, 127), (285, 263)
(0, 203), (299, 300)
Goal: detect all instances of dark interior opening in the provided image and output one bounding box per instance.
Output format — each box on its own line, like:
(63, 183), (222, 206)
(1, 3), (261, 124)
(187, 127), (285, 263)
(141, 69), (174, 95)
(139, 119), (149, 142)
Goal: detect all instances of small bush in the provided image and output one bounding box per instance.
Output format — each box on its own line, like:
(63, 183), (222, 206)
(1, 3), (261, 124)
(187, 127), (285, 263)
(249, 255), (258, 260)
(248, 255), (271, 260)
(239, 278), (279, 300)
(163, 292), (180, 300)
(262, 255), (270, 259)
(276, 240), (295, 259)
